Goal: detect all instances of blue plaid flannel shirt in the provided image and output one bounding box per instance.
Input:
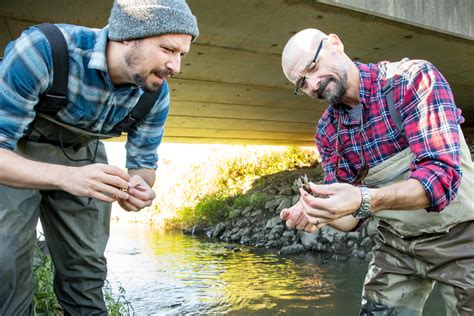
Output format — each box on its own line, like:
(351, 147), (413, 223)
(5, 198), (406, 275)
(0, 24), (170, 169)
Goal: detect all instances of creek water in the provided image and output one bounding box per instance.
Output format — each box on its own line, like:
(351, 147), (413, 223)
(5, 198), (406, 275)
(106, 222), (445, 315)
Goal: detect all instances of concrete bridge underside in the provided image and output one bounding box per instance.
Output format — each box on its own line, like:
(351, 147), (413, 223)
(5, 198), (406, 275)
(1, 0), (473, 146)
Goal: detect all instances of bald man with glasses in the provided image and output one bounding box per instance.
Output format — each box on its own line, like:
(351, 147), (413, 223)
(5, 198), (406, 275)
(280, 28), (474, 315)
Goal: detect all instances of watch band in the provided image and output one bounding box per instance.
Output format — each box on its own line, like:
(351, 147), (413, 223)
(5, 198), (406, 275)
(352, 185), (372, 218)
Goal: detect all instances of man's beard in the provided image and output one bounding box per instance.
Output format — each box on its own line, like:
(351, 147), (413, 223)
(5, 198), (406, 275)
(314, 63), (348, 105)
(130, 69), (170, 93)
(125, 45), (171, 92)
(315, 76), (347, 105)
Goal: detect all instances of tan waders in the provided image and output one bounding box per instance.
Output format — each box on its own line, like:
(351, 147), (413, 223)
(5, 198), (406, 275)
(360, 130), (474, 315)
(0, 116), (113, 315)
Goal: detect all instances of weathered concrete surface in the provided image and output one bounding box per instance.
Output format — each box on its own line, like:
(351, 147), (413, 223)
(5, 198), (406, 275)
(0, 0), (473, 145)
(319, 0), (473, 40)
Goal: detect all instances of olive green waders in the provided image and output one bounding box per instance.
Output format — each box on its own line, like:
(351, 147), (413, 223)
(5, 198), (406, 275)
(359, 130), (474, 315)
(0, 116), (115, 315)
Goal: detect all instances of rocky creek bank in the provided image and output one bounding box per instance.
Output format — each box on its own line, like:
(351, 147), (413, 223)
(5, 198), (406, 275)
(183, 167), (378, 262)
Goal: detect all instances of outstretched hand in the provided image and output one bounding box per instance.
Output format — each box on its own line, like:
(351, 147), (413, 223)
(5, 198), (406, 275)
(280, 200), (324, 233)
(117, 175), (156, 212)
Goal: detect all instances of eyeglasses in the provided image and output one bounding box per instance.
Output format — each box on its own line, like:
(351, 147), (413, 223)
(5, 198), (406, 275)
(294, 38), (325, 96)
(334, 114), (369, 184)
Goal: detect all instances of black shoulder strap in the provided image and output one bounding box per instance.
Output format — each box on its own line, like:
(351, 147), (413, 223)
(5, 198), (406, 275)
(35, 23), (69, 116)
(382, 77), (405, 135)
(112, 87), (163, 133)
(35, 22), (160, 134)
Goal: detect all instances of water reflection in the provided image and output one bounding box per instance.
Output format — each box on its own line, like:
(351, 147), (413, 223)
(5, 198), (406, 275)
(106, 222), (444, 315)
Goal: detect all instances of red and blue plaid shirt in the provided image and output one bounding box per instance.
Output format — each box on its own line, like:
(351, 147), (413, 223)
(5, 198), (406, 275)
(316, 59), (464, 212)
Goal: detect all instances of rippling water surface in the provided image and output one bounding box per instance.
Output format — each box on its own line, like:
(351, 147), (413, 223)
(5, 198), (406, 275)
(106, 223), (444, 315)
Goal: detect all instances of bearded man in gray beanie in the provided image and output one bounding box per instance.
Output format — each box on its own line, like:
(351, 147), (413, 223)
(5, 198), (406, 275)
(0, 0), (198, 314)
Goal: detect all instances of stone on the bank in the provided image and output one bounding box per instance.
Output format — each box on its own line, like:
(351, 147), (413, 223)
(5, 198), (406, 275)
(220, 230), (233, 241)
(241, 235), (255, 245)
(230, 232), (241, 242)
(282, 230), (295, 238)
(319, 226), (346, 244)
(242, 206), (253, 215)
(212, 223), (226, 238)
(279, 244), (305, 255)
(276, 198), (292, 213)
(312, 242), (328, 252)
(265, 216), (282, 229)
(235, 218), (250, 229)
(268, 225), (284, 240)
(264, 198), (282, 212)
(228, 209), (241, 219)
(346, 231), (360, 241)
(230, 226), (250, 242)
(250, 210), (263, 217)
(300, 230), (319, 250)
(265, 240), (282, 248)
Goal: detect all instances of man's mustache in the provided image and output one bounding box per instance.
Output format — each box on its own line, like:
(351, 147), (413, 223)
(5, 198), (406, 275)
(316, 77), (333, 99)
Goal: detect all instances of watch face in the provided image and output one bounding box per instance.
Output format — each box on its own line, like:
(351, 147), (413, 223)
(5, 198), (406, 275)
(353, 209), (369, 218)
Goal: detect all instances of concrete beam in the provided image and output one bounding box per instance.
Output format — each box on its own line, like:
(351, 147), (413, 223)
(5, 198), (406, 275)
(319, 0), (474, 40)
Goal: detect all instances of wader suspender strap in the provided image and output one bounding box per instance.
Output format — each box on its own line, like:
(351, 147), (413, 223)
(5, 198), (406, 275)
(112, 88), (162, 134)
(36, 23), (69, 116)
(34, 23), (161, 133)
(382, 77), (406, 136)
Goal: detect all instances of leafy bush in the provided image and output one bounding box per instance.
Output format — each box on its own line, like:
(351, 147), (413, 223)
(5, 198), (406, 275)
(160, 146), (318, 228)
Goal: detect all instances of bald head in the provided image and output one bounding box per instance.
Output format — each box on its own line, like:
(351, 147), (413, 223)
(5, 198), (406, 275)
(280, 28), (360, 106)
(281, 28), (327, 83)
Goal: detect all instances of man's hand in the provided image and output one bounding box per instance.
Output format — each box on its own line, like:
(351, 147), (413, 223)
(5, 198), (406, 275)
(61, 163), (131, 202)
(117, 175), (156, 212)
(299, 182), (361, 225)
(280, 201), (324, 233)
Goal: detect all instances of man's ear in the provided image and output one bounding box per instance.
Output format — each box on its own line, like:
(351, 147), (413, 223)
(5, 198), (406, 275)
(327, 33), (344, 53)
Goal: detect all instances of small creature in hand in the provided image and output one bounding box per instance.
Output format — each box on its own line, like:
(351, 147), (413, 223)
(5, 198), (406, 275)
(294, 174), (328, 198)
(295, 174), (312, 194)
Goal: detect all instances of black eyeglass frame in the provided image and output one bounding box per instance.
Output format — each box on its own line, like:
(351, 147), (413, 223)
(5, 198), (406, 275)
(294, 38), (325, 96)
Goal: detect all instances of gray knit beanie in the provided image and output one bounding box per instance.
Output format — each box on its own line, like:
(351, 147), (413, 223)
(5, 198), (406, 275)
(108, 0), (199, 41)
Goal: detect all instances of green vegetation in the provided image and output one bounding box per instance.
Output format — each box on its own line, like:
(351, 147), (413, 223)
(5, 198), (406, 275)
(163, 146), (318, 228)
(103, 280), (134, 315)
(34, 246), (62, 315)
(33, 242), (134, 315)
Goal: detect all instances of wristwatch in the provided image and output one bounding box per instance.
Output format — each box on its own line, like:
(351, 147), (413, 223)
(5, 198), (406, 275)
(352, 186), (372, 218)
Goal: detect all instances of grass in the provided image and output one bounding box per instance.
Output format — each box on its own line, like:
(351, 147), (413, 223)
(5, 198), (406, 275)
(33, 241), (134, 315)
(162, 146), (318, 228)
(33, 246), (62, 315)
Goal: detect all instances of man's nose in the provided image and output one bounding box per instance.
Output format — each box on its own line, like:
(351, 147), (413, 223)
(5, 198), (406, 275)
(166, 54), (181, 75)
(306, 77), (320, 95)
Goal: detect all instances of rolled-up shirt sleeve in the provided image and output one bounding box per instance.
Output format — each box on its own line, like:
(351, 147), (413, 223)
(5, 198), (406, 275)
(0, 28), (52, 150)
(125, 82), (170, 170)
(398, 62), (463, 212)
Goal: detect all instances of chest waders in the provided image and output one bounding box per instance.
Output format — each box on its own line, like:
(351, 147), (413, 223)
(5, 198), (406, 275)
(359, 61), (474, 315)
(0, 23), (161, 315)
